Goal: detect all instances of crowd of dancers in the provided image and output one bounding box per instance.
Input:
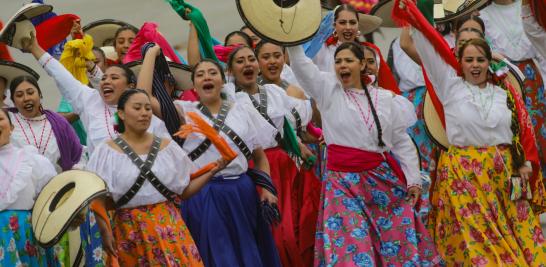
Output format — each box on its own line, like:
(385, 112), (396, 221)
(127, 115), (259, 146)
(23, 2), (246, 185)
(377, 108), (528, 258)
(1, 0), (546, 266)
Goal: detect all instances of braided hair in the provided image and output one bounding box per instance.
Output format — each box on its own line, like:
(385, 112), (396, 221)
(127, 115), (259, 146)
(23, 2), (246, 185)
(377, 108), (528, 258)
(334, 42), (385, 147)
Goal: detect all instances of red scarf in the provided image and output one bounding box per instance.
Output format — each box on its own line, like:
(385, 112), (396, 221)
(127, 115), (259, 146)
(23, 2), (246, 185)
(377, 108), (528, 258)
(36, 14), (80, 51)
(325, 36), (402, 95)
(0, 21), (13, 61)
(392, 0), (546, 210)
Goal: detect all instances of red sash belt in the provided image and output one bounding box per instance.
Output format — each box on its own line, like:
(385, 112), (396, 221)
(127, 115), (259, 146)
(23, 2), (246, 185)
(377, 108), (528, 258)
(327, 144), (407, 185)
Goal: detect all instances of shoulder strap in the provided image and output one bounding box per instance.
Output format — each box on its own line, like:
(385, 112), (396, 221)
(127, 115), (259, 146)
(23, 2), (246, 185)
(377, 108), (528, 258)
(198, 102), (252, 160)
(114, 136), (178, 207)
(248, 86), (282, 143)
(188, 101), (230, 160)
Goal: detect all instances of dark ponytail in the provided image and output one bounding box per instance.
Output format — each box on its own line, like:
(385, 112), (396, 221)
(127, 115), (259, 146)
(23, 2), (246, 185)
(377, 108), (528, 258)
(334, 42), (385, 147)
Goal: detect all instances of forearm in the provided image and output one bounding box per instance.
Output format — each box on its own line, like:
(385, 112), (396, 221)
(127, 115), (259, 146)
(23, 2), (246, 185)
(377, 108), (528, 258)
(400, 27), (422, 65)
(252, 148), (270, 175)
(187, 22), (202, 67)
(180, 170), (215, 200)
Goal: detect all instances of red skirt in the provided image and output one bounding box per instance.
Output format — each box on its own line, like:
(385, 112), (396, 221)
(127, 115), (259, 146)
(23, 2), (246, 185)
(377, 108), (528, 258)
(262, 147), (320, 267)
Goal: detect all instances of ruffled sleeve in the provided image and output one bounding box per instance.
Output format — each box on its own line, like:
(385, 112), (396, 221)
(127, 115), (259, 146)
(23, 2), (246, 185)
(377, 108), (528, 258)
(0, 147), (31, 210)
(85, 142), (115, 192)
(39, 53), (98, 115)
(522, 4), (546, 59)
(239, 102), (279, 150)
(287, 46), (339, 109)
(388, 96), (421, 188)
(26, 146), (58, 195)
(158, 141), (195, 193)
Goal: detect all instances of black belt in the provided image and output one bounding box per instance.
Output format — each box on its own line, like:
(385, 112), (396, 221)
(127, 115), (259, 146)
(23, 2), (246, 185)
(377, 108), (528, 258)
(114, 136), (178, 207)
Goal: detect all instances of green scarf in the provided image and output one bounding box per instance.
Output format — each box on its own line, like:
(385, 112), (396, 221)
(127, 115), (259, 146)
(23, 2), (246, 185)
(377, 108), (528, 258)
(417, 0), (435, 25)
(165, 0), (219, 62)
(280, 117), (316, 169)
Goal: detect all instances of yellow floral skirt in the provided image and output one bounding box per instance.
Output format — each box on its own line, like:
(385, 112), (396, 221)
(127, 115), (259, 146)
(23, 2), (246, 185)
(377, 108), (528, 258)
(429, 145), (546, 266)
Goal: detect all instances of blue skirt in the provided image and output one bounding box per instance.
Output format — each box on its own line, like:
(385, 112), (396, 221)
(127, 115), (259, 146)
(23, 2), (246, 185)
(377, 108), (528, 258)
(181, 174), (281, 267)
(80, 209), (106, 266)
(0, 210), (58, 267)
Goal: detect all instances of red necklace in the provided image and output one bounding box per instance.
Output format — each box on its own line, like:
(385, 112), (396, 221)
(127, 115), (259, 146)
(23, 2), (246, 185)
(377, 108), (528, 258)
(104, 105), (118, 139)
(345, 88), (378, 132)
(14, 113), (53, 155)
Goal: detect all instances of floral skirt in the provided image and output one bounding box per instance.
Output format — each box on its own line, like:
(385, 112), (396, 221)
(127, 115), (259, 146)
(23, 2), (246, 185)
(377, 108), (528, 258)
(315, 162), (441, 266)
(430, 145), (546, 266)
(514, 59), (546, 176)
(402, 86), (440, 175)
(80, 209), (106, 266)
(0, 210), (58, 267)
(113, 201), (203, 267)
(181, 173), (281, 267)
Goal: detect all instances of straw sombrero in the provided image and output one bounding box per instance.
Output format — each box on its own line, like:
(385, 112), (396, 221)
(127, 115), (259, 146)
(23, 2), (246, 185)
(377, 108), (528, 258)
(125, 60), (193, 91)
(322, 0), (342, 9)
(32, 170), (108, 248)
(0, 3), (52, 50)
(82, 19), (138, 47)
(423, 59), (525, 149)
(0, 60), (40, 87)
(236, 0), (322, 45)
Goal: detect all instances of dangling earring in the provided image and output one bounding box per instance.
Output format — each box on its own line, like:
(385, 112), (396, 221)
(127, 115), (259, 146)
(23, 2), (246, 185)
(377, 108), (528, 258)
(333, 30), (338, 38)
(356, 30), (361, 37)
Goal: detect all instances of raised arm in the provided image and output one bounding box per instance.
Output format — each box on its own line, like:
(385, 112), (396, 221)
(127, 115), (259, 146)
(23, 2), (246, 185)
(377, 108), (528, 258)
(286, 46), (337, 108)
(23, 32), (95, 114)
(411, 29), (459, 102)
(522, 2), (546, 59)
(187, 22), (202, 67)
(400, 27), (422, 65)
(136, 45), (164, 118)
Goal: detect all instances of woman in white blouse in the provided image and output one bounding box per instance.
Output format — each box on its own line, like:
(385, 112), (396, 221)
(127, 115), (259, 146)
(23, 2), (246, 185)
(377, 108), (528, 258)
(7, 75), (83, 172)
(21, 32), (170, 155)
(522, 0), (546, 59)
(287, 42), (440, 266)
(177, 59), (281, 267)
(87, 89), (225, 266)
(411, 17), (546, 264)
(222, 45), (315, 267)
(0, 108), (59, 266)
(480, 0), (546, 178)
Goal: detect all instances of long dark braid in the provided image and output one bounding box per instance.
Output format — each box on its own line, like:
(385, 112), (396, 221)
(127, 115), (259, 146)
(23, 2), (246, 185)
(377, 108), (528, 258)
(335, 42), (385, 147)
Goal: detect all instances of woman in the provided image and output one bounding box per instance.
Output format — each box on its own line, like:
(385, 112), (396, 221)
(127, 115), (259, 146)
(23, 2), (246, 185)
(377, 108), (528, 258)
(87, 89), (225, 266)
(8, 75), (82, 172)
(255, 40), (322, 266)
(112, 25), (137, 64)
(21, 32), (170, 154)
(312, 4), (381, 74)
(287, 43), (441, 265)
(406, 5), (546, 264)
(522, 0), (546, 58)
(480, 0), (546, 176)
(224, 46), (314, 267)
(0, 108), (59, 266)
(177, 58), (281, 266)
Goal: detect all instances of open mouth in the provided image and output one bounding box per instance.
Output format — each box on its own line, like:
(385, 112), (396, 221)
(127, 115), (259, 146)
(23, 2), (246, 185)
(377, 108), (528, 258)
(23, 103), (34, 112)
(267, 65), (279, 74)
(202, 83), (215, 91)
(243, 69), (254, 79)
(339, 71), (351, 82)
(470, 70), (481, 78)
(342, 32), (353, 40)
(103, 87), (114, 98)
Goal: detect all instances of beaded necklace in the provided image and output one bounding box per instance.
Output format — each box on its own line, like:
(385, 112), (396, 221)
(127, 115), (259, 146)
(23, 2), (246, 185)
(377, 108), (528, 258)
(104, 105), (118, 139)
(14, 113), (53, 155)
(344, 88), (378, 132)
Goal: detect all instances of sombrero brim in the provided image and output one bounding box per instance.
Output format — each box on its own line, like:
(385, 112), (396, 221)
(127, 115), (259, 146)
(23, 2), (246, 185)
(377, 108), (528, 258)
(125, 60), (194, 91)
(82, 19), (138, 47)
(32, 170), (108, 248)
(423, 59), (525, 150)
(0, 3), (52, 48)
(100, 46), (118, 62)
(434, 0), (489, 23)
(370, 0), (397, 28)
(321, 0), (342, 10)
(237, 0), (322, 46)
(358, 14), (383, 34)
(0, 61), (40, 87)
